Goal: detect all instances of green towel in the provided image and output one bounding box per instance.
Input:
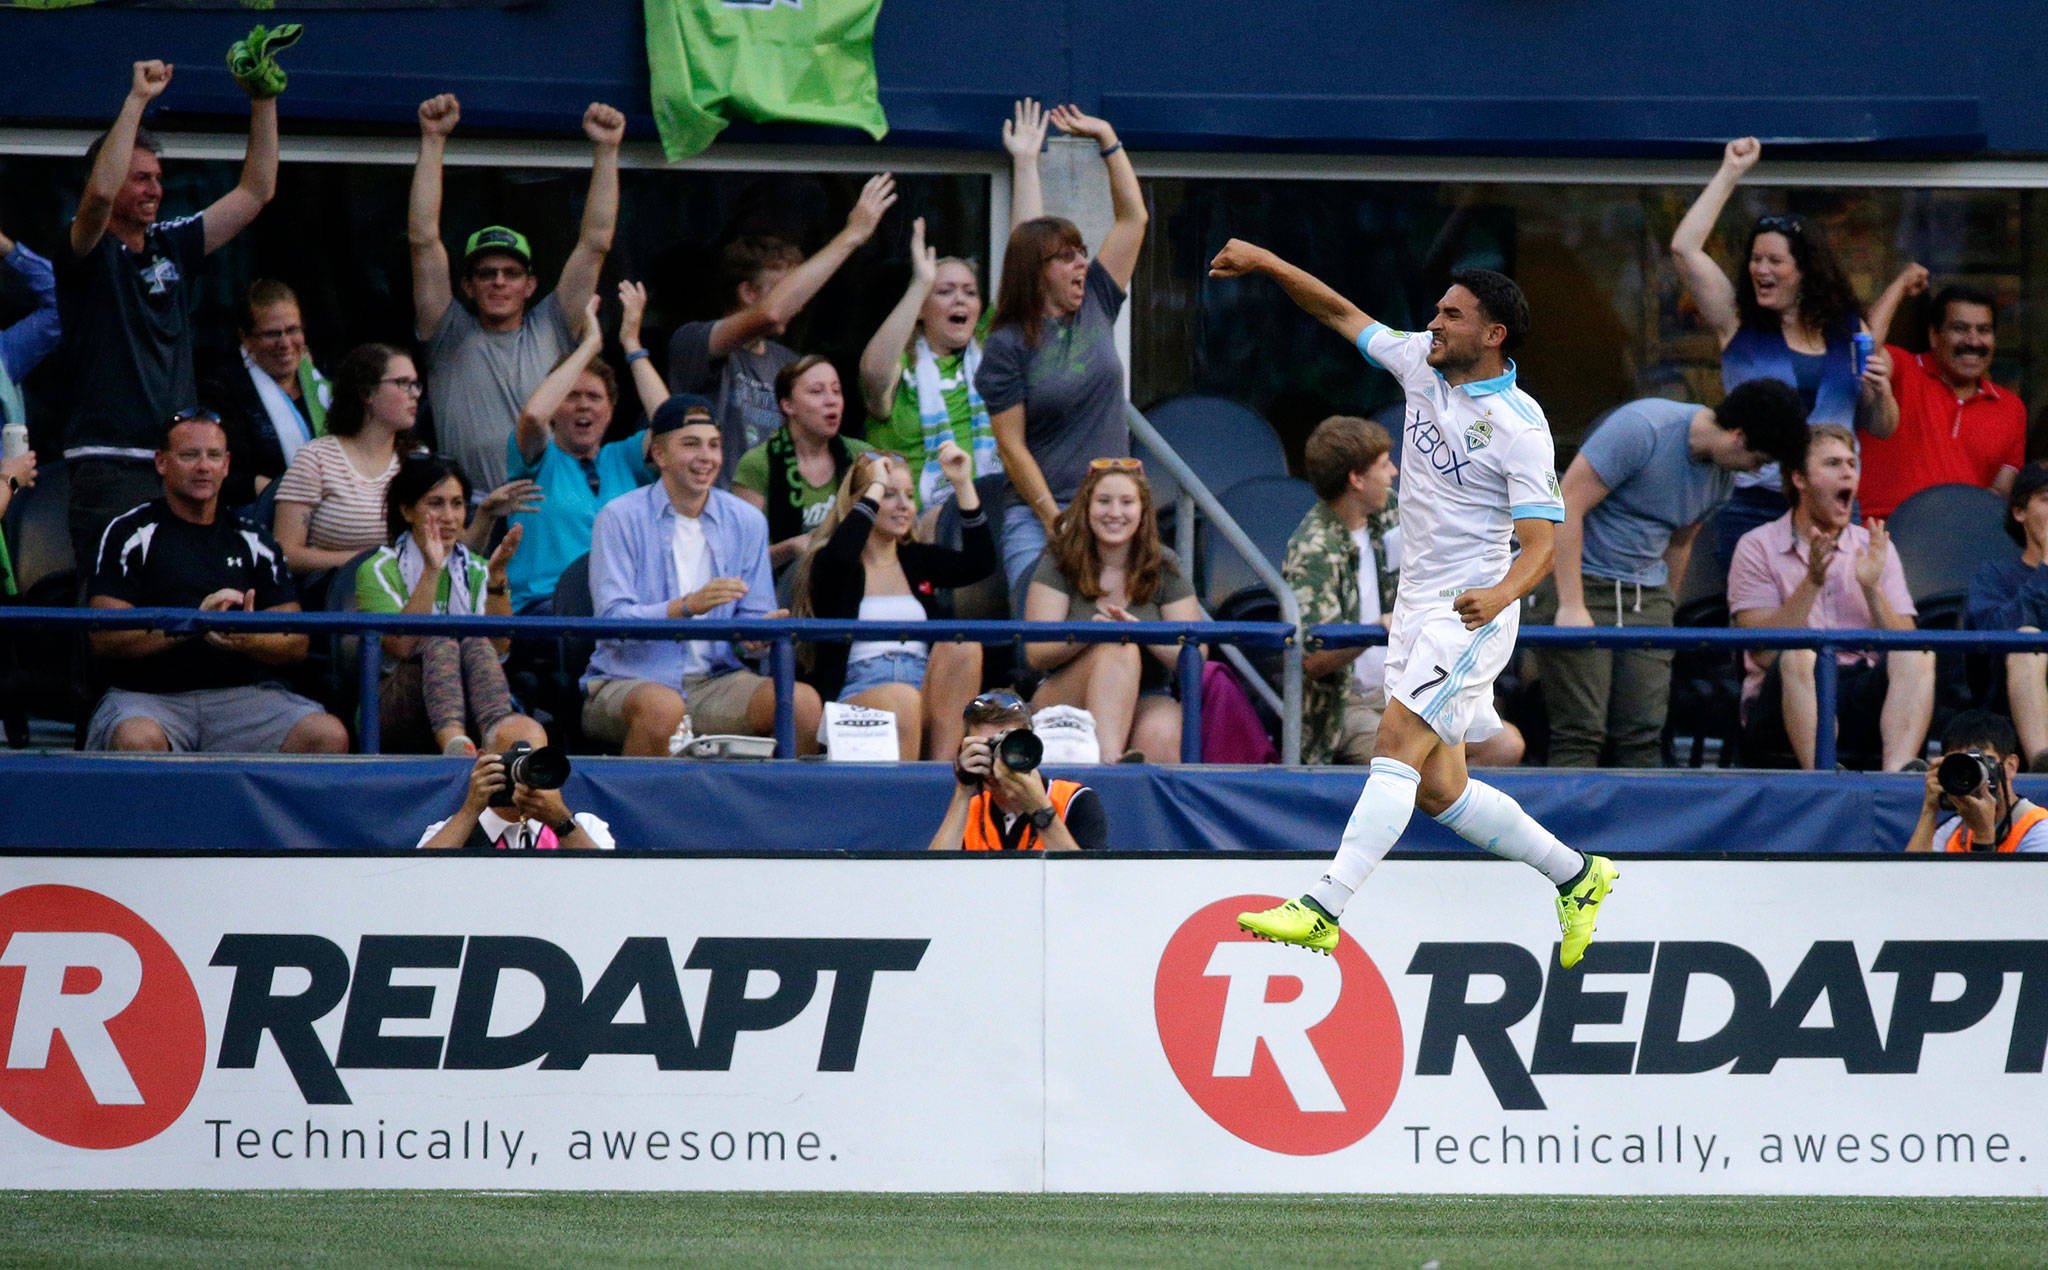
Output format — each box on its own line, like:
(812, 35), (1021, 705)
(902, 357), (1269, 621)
(227, 23), (302, 100)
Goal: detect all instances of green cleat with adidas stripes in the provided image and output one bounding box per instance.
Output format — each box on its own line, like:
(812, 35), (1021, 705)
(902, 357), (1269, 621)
(1236, 897), (1340, 955)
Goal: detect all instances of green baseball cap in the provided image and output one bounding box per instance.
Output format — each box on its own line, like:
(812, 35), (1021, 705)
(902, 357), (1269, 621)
(462, 225), (533, 272)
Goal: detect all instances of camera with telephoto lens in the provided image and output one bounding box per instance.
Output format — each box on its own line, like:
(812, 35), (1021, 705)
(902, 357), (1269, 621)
(989, 728), (1043, 776)
(1936, 749), (2001, 801)
(495, 742), (571, 804)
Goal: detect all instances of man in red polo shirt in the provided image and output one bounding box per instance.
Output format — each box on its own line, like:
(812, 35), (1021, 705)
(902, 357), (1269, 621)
(1860, 267), (2025, 518)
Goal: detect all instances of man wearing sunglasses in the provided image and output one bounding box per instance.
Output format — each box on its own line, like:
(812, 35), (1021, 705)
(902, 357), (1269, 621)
(409, 93), (623, 493)
(1210, 239), (1616, 971)
(927, 691), (1107, 852)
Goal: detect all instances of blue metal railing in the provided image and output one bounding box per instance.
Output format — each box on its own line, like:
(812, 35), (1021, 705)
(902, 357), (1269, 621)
(0, 608), (1287, 761)
(9, 605), (2045, 769)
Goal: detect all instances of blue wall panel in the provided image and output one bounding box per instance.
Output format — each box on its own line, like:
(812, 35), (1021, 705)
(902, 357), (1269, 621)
(0, 756), (2011, 854)
(0, 1), (2039, 155)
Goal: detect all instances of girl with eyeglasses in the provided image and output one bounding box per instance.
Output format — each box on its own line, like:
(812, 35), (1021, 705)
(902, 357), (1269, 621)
(275, 343), (533, 605)
(790, 446), (995, 760)
(1670, 137), (1900, 564)
(1023, 459), (1202, 763)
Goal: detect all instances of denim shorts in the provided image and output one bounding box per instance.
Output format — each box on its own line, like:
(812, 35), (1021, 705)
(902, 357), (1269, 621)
(839, 650), (930, 702)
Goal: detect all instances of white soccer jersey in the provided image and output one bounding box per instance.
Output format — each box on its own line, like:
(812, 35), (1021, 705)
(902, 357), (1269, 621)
(1357, 323), (1564, 602)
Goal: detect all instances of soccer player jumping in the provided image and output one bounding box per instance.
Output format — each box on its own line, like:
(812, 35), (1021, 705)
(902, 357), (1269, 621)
(1209, 239), (1616, 966)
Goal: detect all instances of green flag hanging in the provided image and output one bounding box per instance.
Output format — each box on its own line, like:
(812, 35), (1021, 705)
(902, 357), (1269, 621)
(644, 0), (888, 161)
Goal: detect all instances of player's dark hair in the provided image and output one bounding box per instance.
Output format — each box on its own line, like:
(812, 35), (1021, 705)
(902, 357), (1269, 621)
(1713, 380), (1809, 470)
(1930, 284), (1998, 331)
(1447, 268), (1531, 354)
(1941, 709), (2020, 765)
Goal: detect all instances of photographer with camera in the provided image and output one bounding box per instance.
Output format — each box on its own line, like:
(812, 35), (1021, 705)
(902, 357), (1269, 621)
(927, 691), (1107, 852)
(1906, 710), (2048, 854)
(417, 741), (614, 850)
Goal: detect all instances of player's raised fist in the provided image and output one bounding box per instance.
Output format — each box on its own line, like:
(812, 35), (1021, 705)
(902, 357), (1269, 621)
(130, 61), (173, 102)
(1722, 136), (1761, 174)
(1208, 239), (1270, 279)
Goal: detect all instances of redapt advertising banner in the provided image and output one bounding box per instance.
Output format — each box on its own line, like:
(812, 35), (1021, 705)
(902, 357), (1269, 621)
(1, 855), (2044, 1194)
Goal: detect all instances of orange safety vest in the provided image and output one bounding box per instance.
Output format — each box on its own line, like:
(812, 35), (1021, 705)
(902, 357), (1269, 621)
(964, 779), (1084, 851)
(1943, 803), (2048, 854)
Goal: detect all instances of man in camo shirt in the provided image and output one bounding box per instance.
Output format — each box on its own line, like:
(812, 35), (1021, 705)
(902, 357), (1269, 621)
(1284, 415), (1400, 764)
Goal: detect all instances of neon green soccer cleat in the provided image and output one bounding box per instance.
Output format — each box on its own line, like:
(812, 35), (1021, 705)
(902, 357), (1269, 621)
(1556, 854), (1618, 968)
(1237, 898), (1340, 955)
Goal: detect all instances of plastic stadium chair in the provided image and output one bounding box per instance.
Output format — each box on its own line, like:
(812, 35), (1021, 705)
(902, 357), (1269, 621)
(1675, 509), (1728, 610)
(1201, 475), (1318, 613)
(1661, 595), (1743, 768)
(323, 546), (382, 741)
(0, 460), (85, 745)
(1886, 483), (2017, 607)
(548, 554), (596, 750)
(1138, 396), (1288, 509)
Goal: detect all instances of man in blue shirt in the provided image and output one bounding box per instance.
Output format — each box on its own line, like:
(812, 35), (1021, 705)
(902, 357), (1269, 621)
(1533, 380), (1808, 766)
(582, 395), (822, 756)
(0, 224), (61, 398)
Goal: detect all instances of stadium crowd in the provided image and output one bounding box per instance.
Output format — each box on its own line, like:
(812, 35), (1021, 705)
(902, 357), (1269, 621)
(4, 64), (2046, 790)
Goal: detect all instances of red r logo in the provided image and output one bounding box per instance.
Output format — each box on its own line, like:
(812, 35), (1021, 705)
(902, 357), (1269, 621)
(0, 885), (205, 1149)
(1154, 895), (1403, 1155)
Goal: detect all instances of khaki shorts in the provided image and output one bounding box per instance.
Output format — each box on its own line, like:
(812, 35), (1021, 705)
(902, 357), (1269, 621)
(582, 670), (770, 747)
(1334, 681), (1384, 765)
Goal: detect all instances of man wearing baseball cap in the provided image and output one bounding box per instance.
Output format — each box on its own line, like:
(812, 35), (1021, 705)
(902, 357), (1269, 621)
(408, 93), (624, 493)
(1968, 462), (2048, 767)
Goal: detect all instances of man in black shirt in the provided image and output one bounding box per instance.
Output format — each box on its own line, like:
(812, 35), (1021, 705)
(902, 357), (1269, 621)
(85, 412), (345, 754)
(61, 59), (279, 568)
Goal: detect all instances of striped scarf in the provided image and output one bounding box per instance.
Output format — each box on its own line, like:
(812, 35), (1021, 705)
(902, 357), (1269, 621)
(909, 335), (999, 507)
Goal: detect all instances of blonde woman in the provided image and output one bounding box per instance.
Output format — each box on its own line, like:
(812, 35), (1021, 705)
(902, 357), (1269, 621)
(792, 445), (993, 759)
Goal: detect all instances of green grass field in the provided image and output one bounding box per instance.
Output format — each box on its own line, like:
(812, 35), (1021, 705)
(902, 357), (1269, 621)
(7, 1192), (2048, 1268)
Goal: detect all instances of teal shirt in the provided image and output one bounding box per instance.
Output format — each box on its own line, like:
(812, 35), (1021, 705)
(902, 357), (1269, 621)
(504, 429), (655, 612)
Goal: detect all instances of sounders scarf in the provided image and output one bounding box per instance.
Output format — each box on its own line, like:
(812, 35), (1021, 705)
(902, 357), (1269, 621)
(242, 346), (331, 466)
(764, 426), (851, 544)
(226, 23), (302, 100)
(908, 335), (999, 509)
(396, 532), (480, 617)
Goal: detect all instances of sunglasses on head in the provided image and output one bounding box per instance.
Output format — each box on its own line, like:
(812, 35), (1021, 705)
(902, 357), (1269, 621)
(1754, 214), (1806, 237)
(167, 408), (222, 426)
(1089, 457), (1144, 473)
(966, 690), (1028, 718)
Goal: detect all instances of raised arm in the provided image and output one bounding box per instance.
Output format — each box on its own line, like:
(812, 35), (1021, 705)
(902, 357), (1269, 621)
(201, 89), (278, 255)
(707, 174), (897, 358)
(73, 61), (170, 258)
(1552, 456), (1612, 624)
(858, 217), (935, 420)
(408, 94), (459, 338)
(1207, 238), (1373, 344)
(1003, 98), (1048, 229)
(615, 280), (670, 421)
(556, 103), (624, 336)
(1669, 137), (1758, 346)
(1868, 262), (1929, 345)
(1050, 105), (1146, 291)
(517, 295), (604, 463)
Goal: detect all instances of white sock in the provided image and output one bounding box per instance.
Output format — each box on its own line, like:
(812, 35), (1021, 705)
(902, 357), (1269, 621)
(1433, 779), (1586, 887)
(1308, 757), (1420, 917)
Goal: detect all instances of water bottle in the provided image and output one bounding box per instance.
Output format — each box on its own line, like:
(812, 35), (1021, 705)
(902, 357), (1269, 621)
(1852, 331), (1874, 378)
(1, 418), (26, 461)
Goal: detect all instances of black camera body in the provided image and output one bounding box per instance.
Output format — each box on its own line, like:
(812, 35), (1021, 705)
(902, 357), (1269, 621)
(1936, 749), (2001, 801)
(491, 741), (572, 808)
